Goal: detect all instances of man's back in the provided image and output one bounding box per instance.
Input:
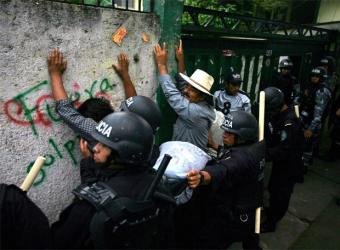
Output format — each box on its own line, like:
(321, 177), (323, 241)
(204, 141), (265, 211)
(267, 108), (304, 178)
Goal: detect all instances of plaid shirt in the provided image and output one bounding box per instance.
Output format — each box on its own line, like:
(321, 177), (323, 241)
(55, 99), (98, 146)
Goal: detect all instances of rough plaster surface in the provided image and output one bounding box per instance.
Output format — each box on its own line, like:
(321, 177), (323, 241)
(0, 0), (160, 222)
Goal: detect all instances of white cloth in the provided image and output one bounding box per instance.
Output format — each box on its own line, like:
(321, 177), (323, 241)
(153, 141), (211, 179)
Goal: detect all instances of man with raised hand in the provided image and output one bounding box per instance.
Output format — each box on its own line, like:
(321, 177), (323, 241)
(154, 43), (215, 152)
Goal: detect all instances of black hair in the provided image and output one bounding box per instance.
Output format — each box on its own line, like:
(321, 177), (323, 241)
(77, 98), (114, 122)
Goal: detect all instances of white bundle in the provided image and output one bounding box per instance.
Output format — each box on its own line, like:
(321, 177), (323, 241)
(153, 141), (211, 179)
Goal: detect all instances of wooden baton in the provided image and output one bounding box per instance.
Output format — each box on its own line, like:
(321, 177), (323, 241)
(20, 156), (46, 192)
(294, 104), (300, 118)
(255, 91), (265, 234)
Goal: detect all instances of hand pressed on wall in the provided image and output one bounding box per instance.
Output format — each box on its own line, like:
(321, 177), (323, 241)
(47, 48), (68, 100)
(112, 53), (136, 98)
(48, 48), (67, 76)
(112, 53), (129, 78)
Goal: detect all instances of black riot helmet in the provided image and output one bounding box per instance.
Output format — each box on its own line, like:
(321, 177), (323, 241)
(221, 111), (258, 143)
(310, 67), (326, 82)
(120, 96), (162, 133)
(263, 87), (285, 115)
(279, 59), (293, 70)
(91, 112), (154, 166)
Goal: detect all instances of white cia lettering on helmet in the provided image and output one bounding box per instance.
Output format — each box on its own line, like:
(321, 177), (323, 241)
(223, 119), (233, 128)
(125, 97), (134, 107)
(96, 121), (112, 138)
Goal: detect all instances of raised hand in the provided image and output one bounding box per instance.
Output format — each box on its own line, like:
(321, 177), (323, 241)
(175, 39), (184, 62)
(48, 48), (67, 76)
(175, 39), (185, 73)
(112, 53), (136, 98)
(112, 53), (129, 78)
(47, 48), (68, 100)
(154, 42), (168, 75)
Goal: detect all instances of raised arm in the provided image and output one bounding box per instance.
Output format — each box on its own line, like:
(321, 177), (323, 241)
(175, 39), (185, 74)
(154, 43), (168, 76)
(47, 48), (98, 143)
(112, 53), (137, 98)
(47, 48), (68, 100)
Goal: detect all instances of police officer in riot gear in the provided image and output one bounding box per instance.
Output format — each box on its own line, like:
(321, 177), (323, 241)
(187, 111), (265, 249)
(261, 87), (304, 233)
(51, 112), (174, 249)
(214, 73), (252, 114)
(300, 67), (331, 168)
(275, 58), (299, 106)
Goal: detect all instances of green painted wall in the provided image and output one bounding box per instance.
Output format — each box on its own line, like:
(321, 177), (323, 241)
(153, 0), (184, 144)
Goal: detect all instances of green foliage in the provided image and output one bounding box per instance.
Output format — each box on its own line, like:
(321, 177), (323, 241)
(184, 0), (236, 12)
(183, 0), (293, 22)
(183, 0), (237, 26)
(253, 0), (291, 11)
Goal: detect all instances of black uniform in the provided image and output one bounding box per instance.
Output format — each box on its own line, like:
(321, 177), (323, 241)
(0, 184), (51, 249)
(275, 73), (298, 106)
(265, 107), (304, 227)
(198, 141), (265, 249)
(52, 158), (175, 249)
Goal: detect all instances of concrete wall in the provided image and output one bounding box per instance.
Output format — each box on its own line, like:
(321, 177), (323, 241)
(0, 0), (160, 222)
(317, 0), (340, 23)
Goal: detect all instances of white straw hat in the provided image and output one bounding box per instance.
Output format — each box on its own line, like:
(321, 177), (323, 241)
(179, 69), (214, 96)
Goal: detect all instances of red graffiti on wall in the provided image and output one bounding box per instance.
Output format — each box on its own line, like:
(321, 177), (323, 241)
(3, 78), (114, 136)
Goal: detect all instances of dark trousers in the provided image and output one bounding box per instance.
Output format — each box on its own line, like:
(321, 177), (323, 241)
(174, 188), (208, 249)
(267, 174), (295, 225)
(198, 210), (260, 250)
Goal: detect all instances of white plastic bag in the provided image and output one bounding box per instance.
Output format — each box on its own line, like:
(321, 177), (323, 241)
(153, 141), (211, 179)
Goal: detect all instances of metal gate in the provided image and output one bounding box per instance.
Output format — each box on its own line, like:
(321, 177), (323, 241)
(181, 6), (336, 103)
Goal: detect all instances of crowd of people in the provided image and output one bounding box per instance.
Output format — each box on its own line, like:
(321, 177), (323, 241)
(0, 40), (339, 249)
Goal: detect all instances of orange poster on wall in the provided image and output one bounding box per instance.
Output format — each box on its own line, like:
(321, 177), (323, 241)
(112, 26), (127, 46)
